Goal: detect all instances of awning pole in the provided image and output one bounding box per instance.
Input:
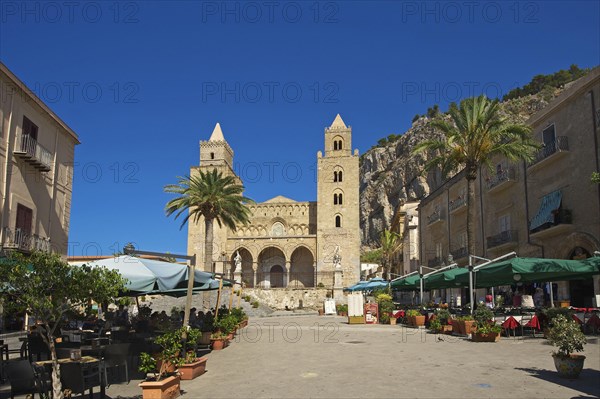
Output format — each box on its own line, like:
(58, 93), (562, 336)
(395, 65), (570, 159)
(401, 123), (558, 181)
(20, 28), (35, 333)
(549, 282), (555, 308)
(419, 266), (424, 305)
(214, 278), (224, 319)
(469, 256), (474, 315)
(228, 286), (235, 310)
(183, 259), (195, 328)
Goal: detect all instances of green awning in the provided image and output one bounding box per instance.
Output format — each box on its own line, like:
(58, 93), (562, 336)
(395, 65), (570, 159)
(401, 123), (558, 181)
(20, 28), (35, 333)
(425, 267), (469, 289)
(454, 257), (600, 288)
(530, 190), (562, 231)
(391, 274), (421, 291)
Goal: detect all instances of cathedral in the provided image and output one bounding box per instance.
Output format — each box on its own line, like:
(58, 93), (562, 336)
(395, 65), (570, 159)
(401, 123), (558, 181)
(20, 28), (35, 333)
(187, 114), (360, 290)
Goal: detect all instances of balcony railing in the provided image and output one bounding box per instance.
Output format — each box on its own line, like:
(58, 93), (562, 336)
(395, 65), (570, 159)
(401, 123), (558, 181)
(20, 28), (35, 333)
(449, 196), (467, 213)
(428, 257), (443, 268)
(427, 209), (443, 225)
(529, 209), (572, 234)
(14, 133), (52, 172)
(529, 137), (569, 167)
(450, 247), (468, 260)
(2, 227), (52, 252)
(487, 168), (516, 191)
(486, 230), (518, 249)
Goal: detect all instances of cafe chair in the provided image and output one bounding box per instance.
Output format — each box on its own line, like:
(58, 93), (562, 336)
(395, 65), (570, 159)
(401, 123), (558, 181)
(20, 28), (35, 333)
(61, 361), (103, 399)
(31, 363), (52, 399)
(27, 334), (50, 362)
(103, 343), (130, 385)
(6, 359), (39, 399)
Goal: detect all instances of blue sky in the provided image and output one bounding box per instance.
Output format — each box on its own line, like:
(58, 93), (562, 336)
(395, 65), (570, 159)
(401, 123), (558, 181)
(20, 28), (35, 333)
(1, 1), (598, 257)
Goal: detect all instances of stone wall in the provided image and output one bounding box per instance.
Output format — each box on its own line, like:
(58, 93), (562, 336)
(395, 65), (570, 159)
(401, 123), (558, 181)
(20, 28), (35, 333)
(245, 288), (345, 310)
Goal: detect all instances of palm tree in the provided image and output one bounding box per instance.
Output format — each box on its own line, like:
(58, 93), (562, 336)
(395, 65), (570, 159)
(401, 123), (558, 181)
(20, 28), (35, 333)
(164, 169), (253, 272)
(379, 229), (402, 280)
(414, 95), (539, 257)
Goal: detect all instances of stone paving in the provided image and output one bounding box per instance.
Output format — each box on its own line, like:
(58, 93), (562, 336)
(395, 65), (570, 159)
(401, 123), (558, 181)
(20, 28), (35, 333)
(2, 315), (599, 398)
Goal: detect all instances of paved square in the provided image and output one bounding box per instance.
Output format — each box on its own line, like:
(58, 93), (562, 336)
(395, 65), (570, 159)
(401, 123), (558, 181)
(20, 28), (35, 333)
(101, 315), (600, 399)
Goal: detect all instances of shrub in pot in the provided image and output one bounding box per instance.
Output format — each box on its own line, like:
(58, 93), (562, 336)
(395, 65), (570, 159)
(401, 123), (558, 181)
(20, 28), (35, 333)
(548, 315), (587, 378)
(429, 318), (442, 333)
(138, 330), (183, 399)
(376, 294), (394, 324)
(472, 322), (502, 342)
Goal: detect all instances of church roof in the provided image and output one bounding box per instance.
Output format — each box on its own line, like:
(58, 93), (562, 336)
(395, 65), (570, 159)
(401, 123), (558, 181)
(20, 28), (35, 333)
(329, 114), (347, 129)
(262, 195), (298, 204)
(209, 122), (225, 141)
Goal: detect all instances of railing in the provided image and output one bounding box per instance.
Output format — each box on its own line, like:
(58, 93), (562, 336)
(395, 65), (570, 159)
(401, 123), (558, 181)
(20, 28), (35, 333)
(243, 271), (336, 289)
(14, 133), (53, 171)
(487, 168), (516, 191)
(486, 230), (518, 249)
(2, 227), (52, 252)
(448, 196), (466, 212)
(428, 257), (443, 268)
(530, 136), (569, 166)
(427, 209), (443, 225)
(529, 209), (572, 234)
(450, 247), (468, 260)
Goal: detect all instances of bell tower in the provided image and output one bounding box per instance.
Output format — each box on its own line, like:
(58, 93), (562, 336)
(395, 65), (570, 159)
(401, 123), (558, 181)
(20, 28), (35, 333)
(316, 114), (360, 286)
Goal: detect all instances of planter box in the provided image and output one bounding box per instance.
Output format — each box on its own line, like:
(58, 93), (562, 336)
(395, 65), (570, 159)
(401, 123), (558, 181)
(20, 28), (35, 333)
(389, 317), (397, 325)
(179, 357), (207, 380)
(407, 315), (415, 326)
(414, 315), (426, 327)
(440, 325), (453, 334)
(472, 332), (501, 342)
(464, 320), (476, 335)
(452, 320), (463, 335)
(139, 375), (180, 399)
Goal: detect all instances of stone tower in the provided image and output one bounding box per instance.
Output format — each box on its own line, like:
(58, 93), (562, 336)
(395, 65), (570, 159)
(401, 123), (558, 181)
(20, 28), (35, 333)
(316, 114), (360, 287)
(187, 123), (238, 272)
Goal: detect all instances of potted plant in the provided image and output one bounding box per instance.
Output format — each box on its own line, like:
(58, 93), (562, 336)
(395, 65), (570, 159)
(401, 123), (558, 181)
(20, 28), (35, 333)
(548, 315), (587, 378)
(406, 309), (420, 327)
(210, 331), (228, 350)
(429, 318), (442, 333)
(434, 309), (453, 333)
(138, 330), (183, 399)
(375, 293), (394, 325)
(178, 328), (208, 380)
(455, 315), (475, 335)
(336, 304), (348, 317)
(541, 307), (574, 337)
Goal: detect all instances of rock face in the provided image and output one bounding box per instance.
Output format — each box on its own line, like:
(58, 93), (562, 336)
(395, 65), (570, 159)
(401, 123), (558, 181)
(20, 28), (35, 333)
(359, 94), (556, 247)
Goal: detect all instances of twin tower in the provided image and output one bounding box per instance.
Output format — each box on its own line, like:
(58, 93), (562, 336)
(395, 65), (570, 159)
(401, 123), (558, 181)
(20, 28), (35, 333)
(187, 115), (360, 290)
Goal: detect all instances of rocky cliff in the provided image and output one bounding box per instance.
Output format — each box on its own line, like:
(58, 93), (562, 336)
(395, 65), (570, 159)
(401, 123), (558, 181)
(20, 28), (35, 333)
(359, 93), (558, 247)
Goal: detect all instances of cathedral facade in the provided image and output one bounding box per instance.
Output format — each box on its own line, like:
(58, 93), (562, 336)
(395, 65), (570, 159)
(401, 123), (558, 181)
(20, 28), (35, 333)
(187, 115), (360, 289)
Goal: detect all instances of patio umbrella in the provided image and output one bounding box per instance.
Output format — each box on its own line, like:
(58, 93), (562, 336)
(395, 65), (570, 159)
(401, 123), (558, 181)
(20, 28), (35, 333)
(363, 277), (389, 291)
(79, 255), (219, 295)
(345, 281), (369, 292)
(425, 267), (469, 290)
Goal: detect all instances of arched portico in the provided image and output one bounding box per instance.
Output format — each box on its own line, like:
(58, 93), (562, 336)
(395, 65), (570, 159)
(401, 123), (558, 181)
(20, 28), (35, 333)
(231, 247), (254, 287)
(289, 246), (315, 287)
(257, 246), (287, 288)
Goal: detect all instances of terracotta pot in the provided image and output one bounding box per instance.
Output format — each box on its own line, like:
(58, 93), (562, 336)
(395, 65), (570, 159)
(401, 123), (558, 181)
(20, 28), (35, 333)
(553, 354), (586, 378)
(464, 320), (476, 335)
(440, 325), (453, 334)
(156, 360), (176, 374)
(414, 315), (426, 327)
(227, 333), (234, 341)
(407, 315), (414, 326)
(318, 309), (324, 316)
(139, 375), (180, 399)
(211, 338), (226, 350)
(452, 320), (463, 335)
(179, 357), (207, 380)
(472, 332), (500, 342)
(389, 317), (397, 325)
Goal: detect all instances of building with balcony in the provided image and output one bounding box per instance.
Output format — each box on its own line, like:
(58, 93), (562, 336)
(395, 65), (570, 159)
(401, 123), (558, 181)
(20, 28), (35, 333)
(0, 63), (80, 255)
(413, 68), (600, 307)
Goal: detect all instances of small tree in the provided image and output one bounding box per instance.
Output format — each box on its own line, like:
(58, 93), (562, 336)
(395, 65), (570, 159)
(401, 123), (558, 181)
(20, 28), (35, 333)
(379, 229), (402, 280)
(0, 251), (125, 399)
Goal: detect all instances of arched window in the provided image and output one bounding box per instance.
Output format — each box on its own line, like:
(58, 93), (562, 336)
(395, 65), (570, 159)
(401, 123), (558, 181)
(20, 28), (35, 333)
(333, 141), (338, 151)
(333, 171), (338, 182)
(338, 171), (343, 182)
(210, 152), (215, 160)
(338, 193), (343, 205)
(337, 140), (343, 150)
(333, 193), (338, 205)
(335, 215), (342, 228)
